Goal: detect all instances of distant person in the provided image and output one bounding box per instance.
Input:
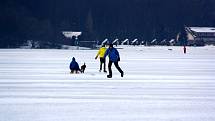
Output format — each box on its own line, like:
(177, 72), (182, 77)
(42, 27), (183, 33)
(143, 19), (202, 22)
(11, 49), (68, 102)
(70, 57), (81, 73)
(104, 44), (124, 78)
(95, 45), (107, 72)
(183, 45), (187, 54)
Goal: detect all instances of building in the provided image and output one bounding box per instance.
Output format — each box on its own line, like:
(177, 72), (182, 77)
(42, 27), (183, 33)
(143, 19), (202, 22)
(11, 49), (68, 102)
(186, 27), (215, 46)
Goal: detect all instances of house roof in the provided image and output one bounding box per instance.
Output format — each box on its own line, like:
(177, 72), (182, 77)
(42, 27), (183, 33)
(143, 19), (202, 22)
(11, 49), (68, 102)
(62, 31), (82, 38)
(189, 27), (215, 33)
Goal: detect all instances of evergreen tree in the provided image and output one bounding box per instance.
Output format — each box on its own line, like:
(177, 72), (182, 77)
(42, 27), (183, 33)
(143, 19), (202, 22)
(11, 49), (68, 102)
(0, 0), (215, 48)
(178, 26), (188, 46)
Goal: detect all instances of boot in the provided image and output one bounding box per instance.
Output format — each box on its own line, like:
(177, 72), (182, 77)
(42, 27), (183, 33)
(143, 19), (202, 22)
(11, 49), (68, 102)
(121, 72), (124, 77)
(107, 75), (112, 78)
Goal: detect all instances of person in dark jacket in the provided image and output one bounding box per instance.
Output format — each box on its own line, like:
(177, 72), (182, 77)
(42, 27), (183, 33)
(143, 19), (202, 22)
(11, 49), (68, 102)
(104, 44), (124, 78)
(70, 57), (81, 73)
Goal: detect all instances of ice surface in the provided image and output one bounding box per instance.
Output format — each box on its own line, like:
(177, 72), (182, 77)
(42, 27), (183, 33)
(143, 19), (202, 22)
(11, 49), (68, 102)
(0, 46), (215, 121)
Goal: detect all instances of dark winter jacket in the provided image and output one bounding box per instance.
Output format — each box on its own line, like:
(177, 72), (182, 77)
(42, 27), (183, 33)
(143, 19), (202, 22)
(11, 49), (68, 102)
(104, 47), (120, 62)
(70, 57), (80, 70)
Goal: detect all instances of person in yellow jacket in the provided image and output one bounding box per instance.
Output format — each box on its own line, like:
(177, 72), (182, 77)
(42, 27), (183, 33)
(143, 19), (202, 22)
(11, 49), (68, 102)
(95, 45), (107, 72)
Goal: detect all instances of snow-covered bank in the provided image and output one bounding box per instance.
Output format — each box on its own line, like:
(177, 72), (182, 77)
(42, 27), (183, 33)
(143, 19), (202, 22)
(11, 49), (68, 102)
(0, 46), (215, 121)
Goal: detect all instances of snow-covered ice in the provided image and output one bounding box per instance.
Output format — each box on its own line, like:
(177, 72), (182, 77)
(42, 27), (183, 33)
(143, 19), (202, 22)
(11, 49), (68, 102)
(0, 46), (215, 121)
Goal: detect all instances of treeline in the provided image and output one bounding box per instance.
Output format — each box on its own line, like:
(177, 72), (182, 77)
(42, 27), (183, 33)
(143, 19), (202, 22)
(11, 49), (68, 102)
(0, 0), (215, 48)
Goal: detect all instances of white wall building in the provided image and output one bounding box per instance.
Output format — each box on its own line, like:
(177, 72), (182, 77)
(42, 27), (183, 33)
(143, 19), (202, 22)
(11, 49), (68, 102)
(186, 27), (215, 45)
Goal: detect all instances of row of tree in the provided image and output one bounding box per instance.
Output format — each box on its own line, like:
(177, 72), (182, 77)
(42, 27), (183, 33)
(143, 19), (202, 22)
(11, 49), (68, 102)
(0, 0), (215, 48)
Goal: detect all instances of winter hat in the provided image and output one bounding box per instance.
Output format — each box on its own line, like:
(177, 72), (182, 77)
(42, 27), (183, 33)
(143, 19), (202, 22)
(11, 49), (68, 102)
(109, 44), (113, 48)
(72, 57), (75, 61)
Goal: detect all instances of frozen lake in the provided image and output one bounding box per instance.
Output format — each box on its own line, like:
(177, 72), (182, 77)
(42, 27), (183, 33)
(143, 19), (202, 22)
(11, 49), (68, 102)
(0, 46), (215, 121)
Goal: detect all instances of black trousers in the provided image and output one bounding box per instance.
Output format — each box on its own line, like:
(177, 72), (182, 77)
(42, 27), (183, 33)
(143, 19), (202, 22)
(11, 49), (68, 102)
(100, 58), (106, 71)
(108, 61), (123, 76)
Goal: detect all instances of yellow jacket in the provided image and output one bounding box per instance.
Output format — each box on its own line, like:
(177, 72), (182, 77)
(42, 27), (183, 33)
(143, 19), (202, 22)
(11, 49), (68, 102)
(96, 47), (107, 58)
